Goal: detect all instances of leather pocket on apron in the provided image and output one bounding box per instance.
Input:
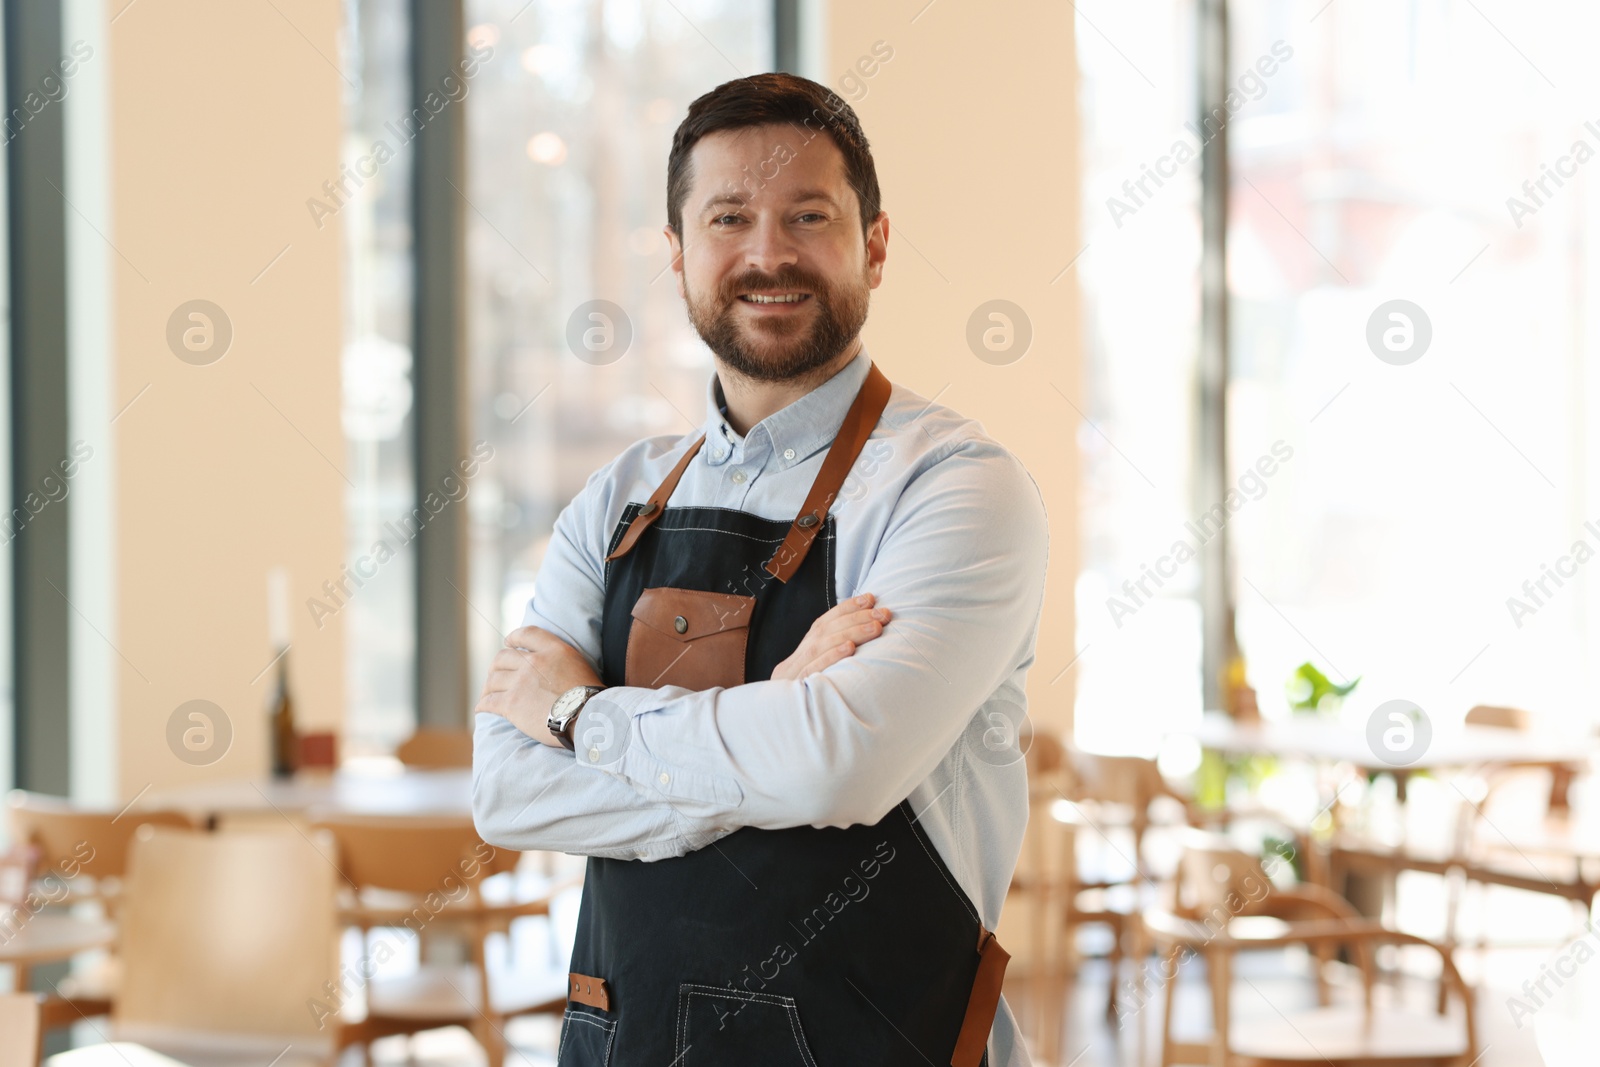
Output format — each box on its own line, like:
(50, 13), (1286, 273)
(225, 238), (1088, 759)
(626, 587), (755, 691)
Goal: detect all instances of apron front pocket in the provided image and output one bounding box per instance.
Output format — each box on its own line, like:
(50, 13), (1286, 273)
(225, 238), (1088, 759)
(556, 1006), (617, 1066)
(676, 983), (819, 1067)
(627, 587), (754, 691)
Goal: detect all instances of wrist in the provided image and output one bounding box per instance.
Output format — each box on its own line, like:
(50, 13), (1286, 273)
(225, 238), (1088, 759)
(547, 684), (606, 750)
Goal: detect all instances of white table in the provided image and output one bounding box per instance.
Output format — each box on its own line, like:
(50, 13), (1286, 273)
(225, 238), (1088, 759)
(137, 766), (472, 825)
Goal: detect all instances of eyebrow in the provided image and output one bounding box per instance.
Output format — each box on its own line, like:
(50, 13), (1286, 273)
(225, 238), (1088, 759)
(698, 189), (844, 214)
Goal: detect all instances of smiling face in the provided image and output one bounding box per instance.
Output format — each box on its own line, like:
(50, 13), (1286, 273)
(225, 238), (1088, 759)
(667, 124), (888, 384)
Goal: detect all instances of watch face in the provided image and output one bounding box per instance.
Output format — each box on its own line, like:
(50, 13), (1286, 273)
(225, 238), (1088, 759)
(552, 688), (582, 721)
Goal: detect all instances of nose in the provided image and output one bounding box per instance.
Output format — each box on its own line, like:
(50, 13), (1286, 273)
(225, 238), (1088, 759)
(742, 213), (799, 276)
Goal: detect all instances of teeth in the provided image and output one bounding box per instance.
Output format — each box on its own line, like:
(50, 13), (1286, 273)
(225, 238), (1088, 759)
(743, 293), (807, 304)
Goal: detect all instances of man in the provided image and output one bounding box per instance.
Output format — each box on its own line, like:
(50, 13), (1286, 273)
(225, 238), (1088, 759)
(473, 72), (1047, 1067)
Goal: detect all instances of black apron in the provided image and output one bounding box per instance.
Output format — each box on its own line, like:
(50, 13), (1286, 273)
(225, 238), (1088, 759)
(558, 363), (1009, 1067)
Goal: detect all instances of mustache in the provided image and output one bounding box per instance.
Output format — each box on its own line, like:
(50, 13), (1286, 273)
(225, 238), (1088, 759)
(719, 267), (830, 302)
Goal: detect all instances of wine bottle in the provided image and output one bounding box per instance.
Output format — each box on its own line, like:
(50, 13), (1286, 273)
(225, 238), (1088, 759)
(269, 648), (298, 778)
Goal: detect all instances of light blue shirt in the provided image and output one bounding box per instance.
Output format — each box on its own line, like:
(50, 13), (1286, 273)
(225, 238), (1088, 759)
(473, 349), (1048, 1066)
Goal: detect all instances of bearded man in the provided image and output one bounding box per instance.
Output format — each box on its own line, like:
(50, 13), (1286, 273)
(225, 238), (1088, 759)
(474, 72), (1047, 1067)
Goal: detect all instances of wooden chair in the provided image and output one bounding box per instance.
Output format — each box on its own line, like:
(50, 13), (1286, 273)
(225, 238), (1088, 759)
(0, 993), (42, 1067)
(1147, 836), (1476, 1066)
(1056, 750), (1198, 1023)
(1002, 731), (1077, 1061)
(111, 826), (338, 1063)
(394, 728), (473, 769)
(310, 814), (569, 1067)
(1171, 830), (1367, 1006)
(5, 790), (196, 906)
(3, 792), (194, 1026)
(1336, 709), (1596, 964)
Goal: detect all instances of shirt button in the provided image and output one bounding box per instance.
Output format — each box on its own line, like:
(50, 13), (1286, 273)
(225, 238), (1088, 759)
(783, 448), (796, 461)
(712, 448), (726, 461)
(731, 470), (747, 484)
(658, 773), (670, 785)
(588, 748), (600, 763)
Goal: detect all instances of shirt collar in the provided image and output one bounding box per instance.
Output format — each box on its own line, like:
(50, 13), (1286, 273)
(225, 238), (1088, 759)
(702, 349), (873, 471)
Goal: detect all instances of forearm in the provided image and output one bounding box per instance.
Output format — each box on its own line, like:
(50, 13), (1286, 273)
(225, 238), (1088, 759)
(583, 447), (1049, 830)
(471, 712), (728, 860)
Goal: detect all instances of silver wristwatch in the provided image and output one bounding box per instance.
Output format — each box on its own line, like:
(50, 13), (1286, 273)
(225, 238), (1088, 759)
(548, 685), (606, 751)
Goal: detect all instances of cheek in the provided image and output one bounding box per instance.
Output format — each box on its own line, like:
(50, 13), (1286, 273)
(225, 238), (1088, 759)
(685, 245), (746, 301)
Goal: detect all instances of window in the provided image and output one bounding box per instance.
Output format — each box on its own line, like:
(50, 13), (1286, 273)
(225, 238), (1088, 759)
(462, 0), (774, 681)
(1227, 0), (1600, 727)
(1073, 0), (1204, 754)
(339, 0), (416, 755)
(1077, 0), (1600, 753)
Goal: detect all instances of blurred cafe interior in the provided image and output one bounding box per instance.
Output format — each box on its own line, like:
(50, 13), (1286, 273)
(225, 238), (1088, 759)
(3, 0), (1600, 1065)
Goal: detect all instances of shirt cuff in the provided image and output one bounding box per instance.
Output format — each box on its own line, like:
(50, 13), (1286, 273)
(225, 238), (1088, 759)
(574, 687), (745, 819)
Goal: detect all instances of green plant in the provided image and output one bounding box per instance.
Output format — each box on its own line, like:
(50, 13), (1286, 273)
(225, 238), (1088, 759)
(1285, 661), (1358, 716)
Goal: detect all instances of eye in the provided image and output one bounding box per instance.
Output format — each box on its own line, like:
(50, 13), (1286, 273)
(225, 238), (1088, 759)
(795, 212), (827, 223)
(712, 213), (745, 226)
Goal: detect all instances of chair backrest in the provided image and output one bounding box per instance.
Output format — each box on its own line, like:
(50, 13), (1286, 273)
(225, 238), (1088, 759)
(5, 790), (194, 881)
(0, 993), (41, 1067)
(1067, 752), (1177, 827)
(310, 814), (516, 896)
(395, 728), (473, 769)
(1465, 704), (1530, 731)
(1172, 830), (1277, 921)
(115, 827), (339, 1037)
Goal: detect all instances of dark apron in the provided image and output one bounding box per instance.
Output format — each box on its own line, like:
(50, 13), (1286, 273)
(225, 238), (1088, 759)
(558, 363), (1009, 1067)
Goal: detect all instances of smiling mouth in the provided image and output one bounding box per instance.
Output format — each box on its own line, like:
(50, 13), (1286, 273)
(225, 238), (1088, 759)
(738, 292), (812, 305)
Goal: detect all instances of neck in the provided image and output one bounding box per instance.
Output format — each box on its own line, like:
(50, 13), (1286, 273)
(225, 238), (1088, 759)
(717, 338), (863, 436)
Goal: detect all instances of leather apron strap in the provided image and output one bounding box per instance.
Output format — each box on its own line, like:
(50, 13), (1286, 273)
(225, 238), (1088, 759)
(764, 361), (891, 583)
(950, 927), (1011, 1067)
(606, 361), (894, 583)
(604, 435), (706, 563)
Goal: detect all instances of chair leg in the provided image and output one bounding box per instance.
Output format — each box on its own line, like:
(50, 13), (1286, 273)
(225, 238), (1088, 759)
(1206, 947), (1231, 1067)
(1159, 946), (1182, 1067)
(1103, 914), (1124, 1024)
(473, 1016), (507, 1067)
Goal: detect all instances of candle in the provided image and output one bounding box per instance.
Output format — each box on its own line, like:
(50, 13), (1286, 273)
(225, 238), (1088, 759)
(267, 566), (290, 650)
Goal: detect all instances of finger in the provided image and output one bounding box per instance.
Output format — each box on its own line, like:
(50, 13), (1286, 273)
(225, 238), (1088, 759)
(827, 594), (876, 621)
(479, 668), (523, 694)
(504, 625), (552, 650)
(490, 647), (530, 671)
(816, 610), (889, 647)
(798, 641), (856, 678)
(825, 606), (887, 630)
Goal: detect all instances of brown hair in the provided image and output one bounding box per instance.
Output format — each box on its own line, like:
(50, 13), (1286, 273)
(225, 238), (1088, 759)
(666, 72), (881, 237)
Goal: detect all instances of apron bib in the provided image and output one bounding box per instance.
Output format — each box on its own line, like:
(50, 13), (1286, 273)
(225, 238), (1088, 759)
(559, 363), (1008, 1067)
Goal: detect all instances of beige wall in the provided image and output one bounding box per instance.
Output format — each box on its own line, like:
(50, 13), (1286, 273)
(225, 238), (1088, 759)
(109, 0), (345, 797)
(827, 3), (1081, 741)
(95, 0), (1075, 802)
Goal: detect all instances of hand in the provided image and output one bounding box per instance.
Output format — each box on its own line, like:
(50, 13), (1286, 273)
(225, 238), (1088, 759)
(476, 626), (603, 747)
(770, 593), (892, 681)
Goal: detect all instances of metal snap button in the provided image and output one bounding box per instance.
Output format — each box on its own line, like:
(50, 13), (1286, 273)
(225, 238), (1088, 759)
(639, 501), (659, 517)
(796, 512), (819, 528)
(674, 615), (688, 634)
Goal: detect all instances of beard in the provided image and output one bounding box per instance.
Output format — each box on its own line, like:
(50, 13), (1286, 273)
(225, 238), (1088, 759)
(685, 263), (870, 384)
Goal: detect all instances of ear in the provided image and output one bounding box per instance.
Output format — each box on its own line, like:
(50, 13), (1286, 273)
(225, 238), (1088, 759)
(864, 211), (889, 290)
(664, 224), (687, 300)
